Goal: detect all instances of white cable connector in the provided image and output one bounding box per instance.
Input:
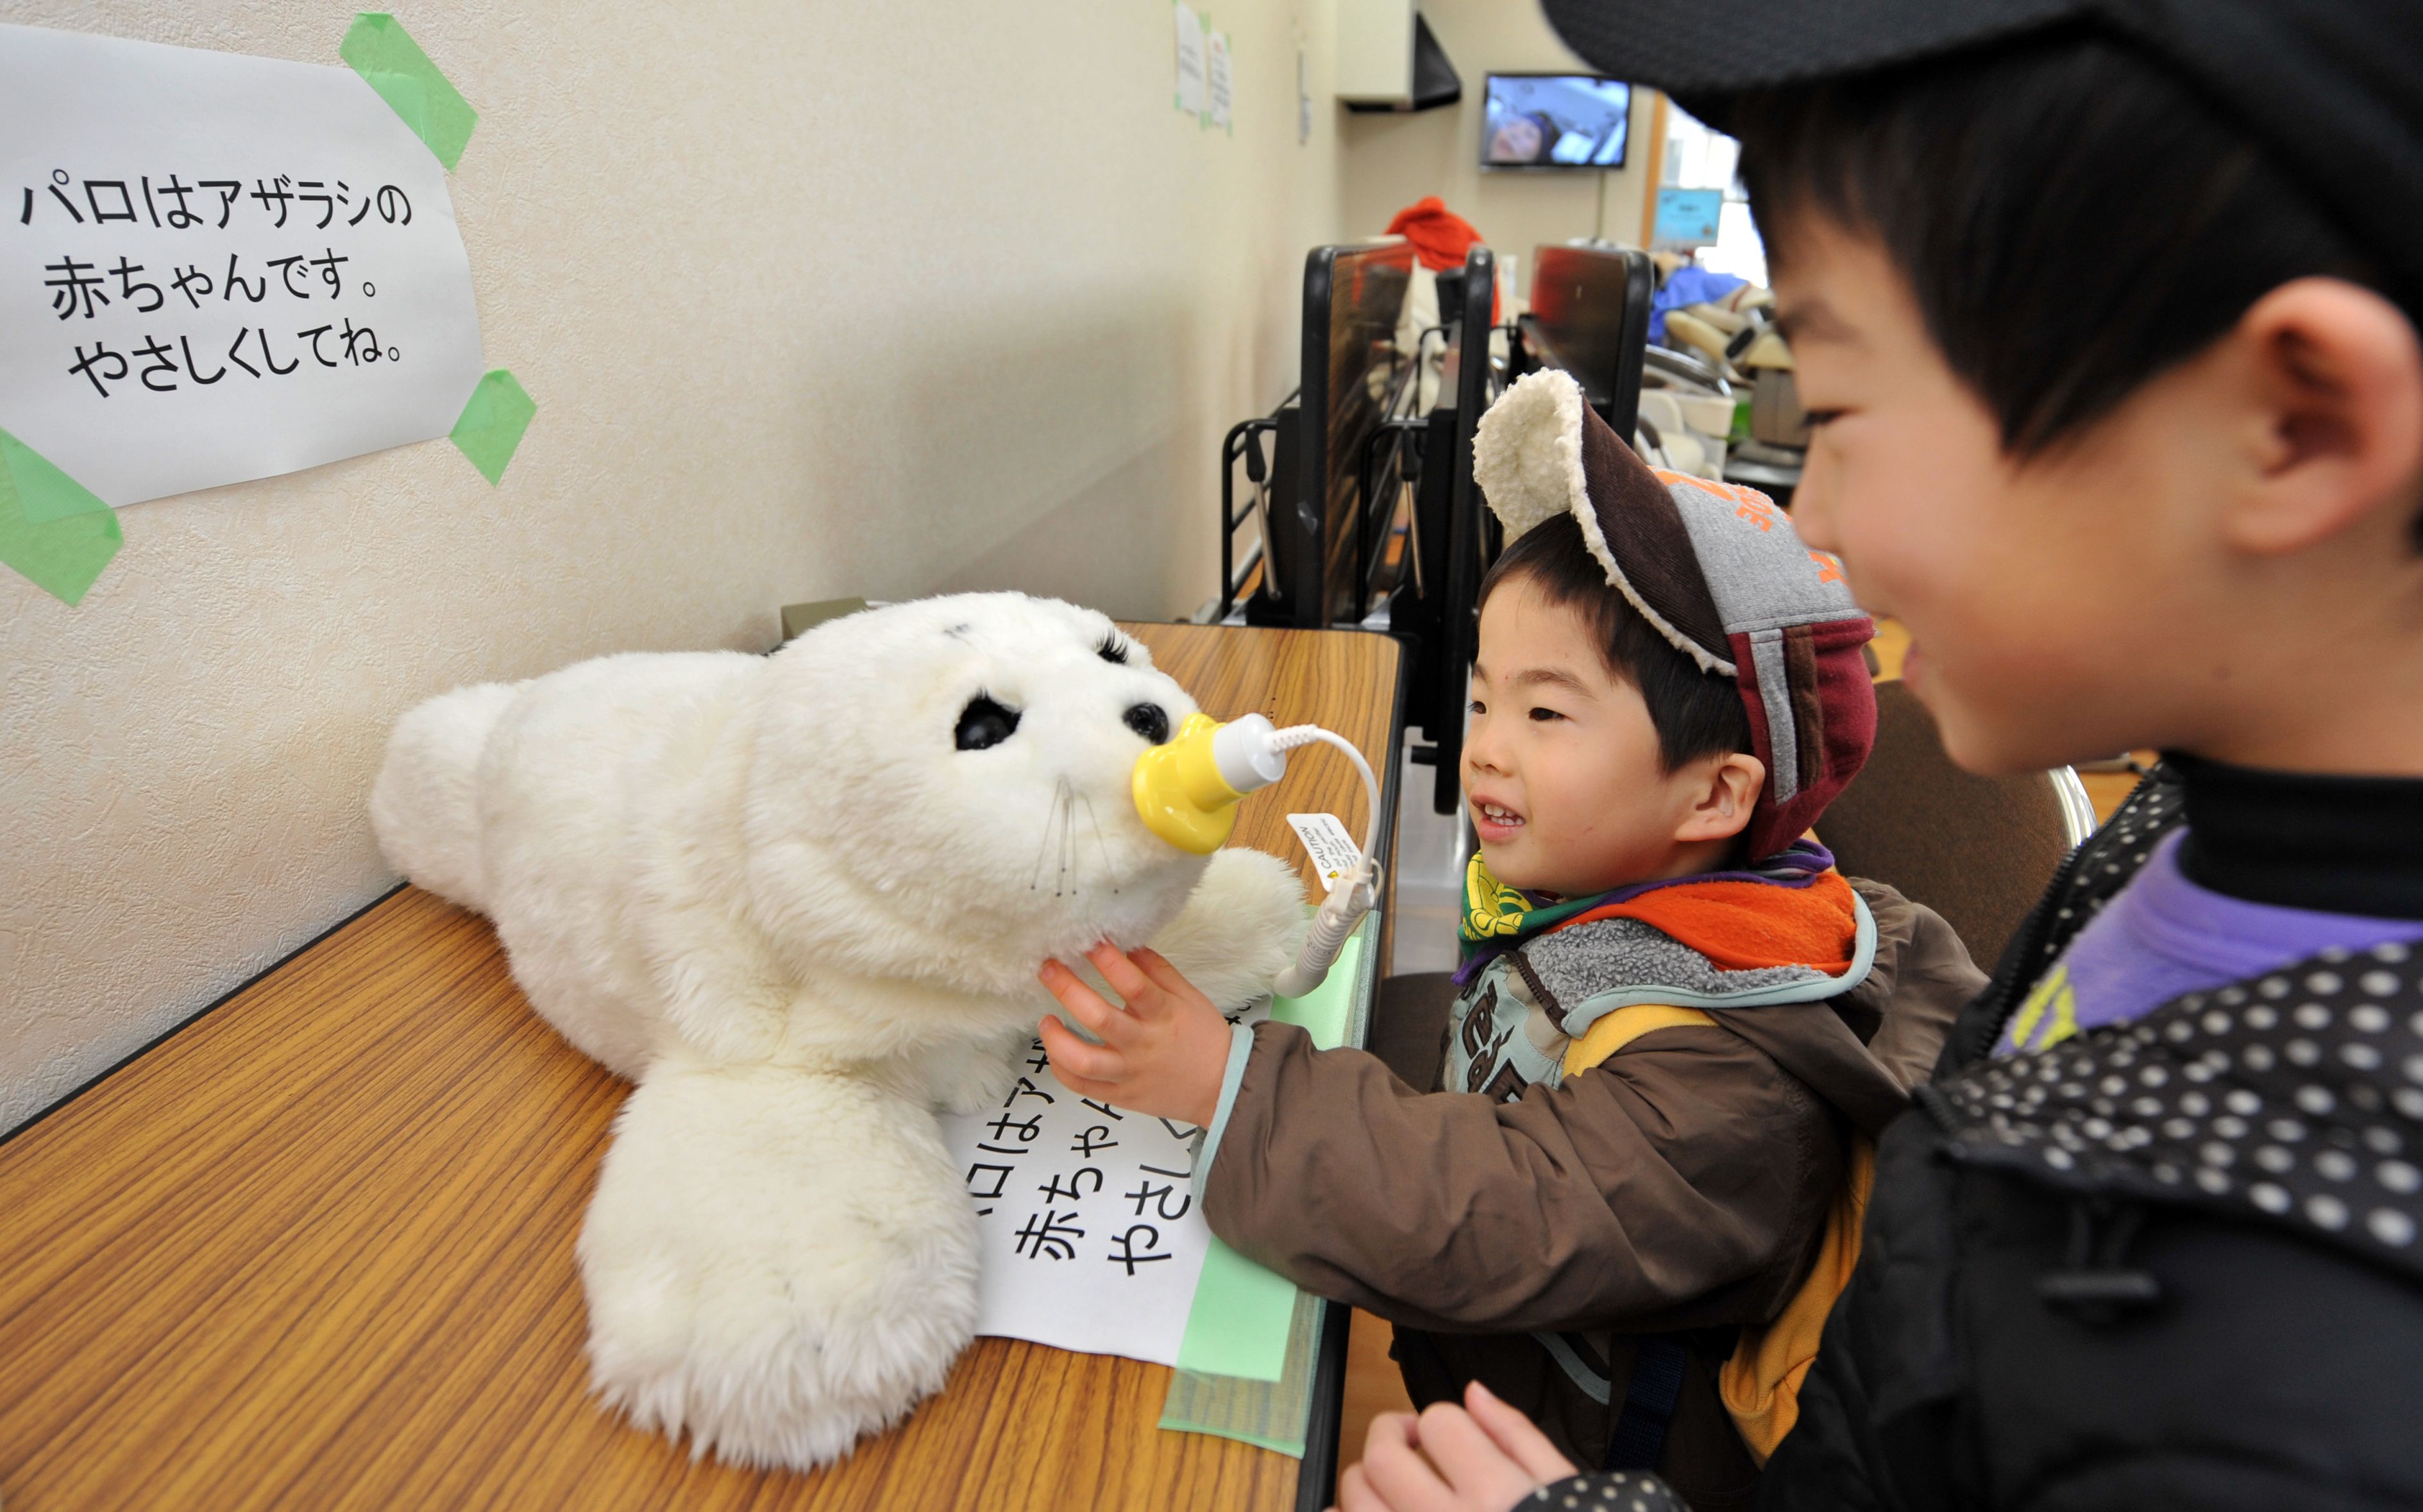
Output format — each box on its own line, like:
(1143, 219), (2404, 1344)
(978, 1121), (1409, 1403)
(1208, 712), (1290, 795)
(1208, 715), (1385, 998)
(1274, 850), (1381, 998)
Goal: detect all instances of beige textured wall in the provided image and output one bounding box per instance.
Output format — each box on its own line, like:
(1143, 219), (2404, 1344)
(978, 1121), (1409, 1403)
(0, 1), (1344, 1132)
(1337, 0), (1650, 297)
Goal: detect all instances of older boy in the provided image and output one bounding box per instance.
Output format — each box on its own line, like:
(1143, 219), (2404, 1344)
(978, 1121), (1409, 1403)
(1040, 369), (1980, 1508)
(1363, 2), (2423, 1507)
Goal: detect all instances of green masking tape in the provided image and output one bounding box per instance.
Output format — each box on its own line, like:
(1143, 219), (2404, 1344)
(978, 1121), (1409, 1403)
(0, 426), (120, 606)
(450, 369), (536, 485)
(341, 13), (478, 171)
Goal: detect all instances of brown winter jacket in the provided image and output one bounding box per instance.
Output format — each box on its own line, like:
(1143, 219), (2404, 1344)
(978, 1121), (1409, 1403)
(1201, 878), (1981, 1510)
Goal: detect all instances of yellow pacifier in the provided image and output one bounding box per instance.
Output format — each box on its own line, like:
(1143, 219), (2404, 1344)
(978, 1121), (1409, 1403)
(1129, 712), (1284, 854)
(1129, 710), (1383, 996)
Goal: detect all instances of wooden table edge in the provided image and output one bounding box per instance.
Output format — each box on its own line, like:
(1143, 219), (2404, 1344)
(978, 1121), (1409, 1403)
(1275, 626), (1407, 1512)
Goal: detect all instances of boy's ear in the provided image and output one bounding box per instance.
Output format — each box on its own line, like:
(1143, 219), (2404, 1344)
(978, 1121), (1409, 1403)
(2224, 278), (2423, 556)
(1675, 752), (1766, 845)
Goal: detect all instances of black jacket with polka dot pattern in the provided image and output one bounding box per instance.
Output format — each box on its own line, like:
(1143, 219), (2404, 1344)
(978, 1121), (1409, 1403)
(1761, 760), (2423, 1511)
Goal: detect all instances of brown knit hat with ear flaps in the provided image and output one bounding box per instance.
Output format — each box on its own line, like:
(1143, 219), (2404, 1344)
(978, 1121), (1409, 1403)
(1472, 369), (1877, 860)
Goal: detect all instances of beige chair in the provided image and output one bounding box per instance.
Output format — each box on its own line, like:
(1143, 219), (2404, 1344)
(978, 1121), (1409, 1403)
(1819, 678), (2097, 971)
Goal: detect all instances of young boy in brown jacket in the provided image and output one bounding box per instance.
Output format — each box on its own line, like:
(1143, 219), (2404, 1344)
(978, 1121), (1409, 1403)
(1038, 367), (1983, 1508)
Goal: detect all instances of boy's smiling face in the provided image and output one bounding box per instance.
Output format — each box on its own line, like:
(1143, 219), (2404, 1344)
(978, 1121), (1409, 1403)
(1775, 215), (2423, 777)
(1775, 218), (2195, 775)
(1462, 575), (1760, 897)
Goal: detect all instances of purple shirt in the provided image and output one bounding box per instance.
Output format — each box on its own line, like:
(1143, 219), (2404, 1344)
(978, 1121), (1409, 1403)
(1998, 830), (2423, 1055)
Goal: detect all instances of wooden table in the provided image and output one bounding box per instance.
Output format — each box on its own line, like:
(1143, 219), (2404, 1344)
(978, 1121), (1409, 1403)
(0, 623), (1403, 1512)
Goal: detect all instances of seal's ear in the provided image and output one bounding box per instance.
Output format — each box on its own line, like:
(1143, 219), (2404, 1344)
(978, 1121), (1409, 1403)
(1473, 368), (1589, 541)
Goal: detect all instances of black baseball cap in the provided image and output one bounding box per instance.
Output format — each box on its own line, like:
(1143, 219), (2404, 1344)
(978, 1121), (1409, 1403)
(1544, 0), (2423, 310)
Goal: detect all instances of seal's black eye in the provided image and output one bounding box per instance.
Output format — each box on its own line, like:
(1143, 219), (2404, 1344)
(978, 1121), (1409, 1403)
(954, 694), (1020, 752)
(1095, 631), (1131, 666)
(1124, 702), (1170, 745)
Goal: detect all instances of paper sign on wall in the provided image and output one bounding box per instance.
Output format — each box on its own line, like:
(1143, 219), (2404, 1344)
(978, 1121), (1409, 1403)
(1653, 186), (1726, 251)
(0, 22), (485, 508)
(1206, 30), (1233, 133)
(1174, 4), (1206, 118)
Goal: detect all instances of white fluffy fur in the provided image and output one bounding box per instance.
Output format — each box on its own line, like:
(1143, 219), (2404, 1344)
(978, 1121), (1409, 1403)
(1471, 366), (1588, 544)
(1472, 369), (1732, 676)
(369, 592), (1307, 1467)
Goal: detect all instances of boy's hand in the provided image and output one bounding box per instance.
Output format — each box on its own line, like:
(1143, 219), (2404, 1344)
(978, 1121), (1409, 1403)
(1036, 944), (1233, 1129)
(1333, 1381), (1578, 1512)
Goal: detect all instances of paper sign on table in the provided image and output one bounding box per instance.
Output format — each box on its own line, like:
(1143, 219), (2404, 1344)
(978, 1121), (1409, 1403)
(0, 22), (485, 508)
(941, 1042), (1223, 1370)
(941, 918), (1372, 1386)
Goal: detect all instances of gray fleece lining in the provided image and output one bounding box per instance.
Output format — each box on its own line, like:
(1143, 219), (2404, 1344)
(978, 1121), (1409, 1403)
(1748, 627), (1801, 804)
(1517, 894), (1880, 1037)
(1524, 917), (1828, 1021)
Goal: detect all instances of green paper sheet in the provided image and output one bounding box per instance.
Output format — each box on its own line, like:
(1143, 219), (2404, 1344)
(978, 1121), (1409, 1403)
(450, 369), (536, 485)
(341, 13), (478, 171)
(0, 426), (120, 605)
(1162, 914), (1380, 1449)
(1176, 1233), (1297, 1382)
(1160, 1289), (1324, 1456)
(1170, 920), (1371, 1382)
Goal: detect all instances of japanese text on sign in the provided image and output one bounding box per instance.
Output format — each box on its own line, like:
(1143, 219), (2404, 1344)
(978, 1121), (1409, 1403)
(940, 988), (1270, 1367)
(0, 23), (484, 507)
(31, 172), (419, 398)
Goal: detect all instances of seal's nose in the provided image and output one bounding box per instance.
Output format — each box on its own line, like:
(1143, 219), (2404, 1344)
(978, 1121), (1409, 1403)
(1123, 702), (1170, 746)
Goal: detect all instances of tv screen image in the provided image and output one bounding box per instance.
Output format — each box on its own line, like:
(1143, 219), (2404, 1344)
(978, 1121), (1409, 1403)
(1482, 74), (1629, 169)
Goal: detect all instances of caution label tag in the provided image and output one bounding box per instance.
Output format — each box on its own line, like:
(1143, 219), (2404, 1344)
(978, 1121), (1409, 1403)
(1286, 812), (1361, 893)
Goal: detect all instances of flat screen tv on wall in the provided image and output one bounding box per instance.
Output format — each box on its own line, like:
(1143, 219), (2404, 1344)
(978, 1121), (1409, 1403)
(1480, 73), (1629, 169)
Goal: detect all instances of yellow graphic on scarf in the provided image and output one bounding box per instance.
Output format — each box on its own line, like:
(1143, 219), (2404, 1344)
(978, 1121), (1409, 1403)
(2006, 962), (2081, 1053)
(1464, 852), (1533, 939)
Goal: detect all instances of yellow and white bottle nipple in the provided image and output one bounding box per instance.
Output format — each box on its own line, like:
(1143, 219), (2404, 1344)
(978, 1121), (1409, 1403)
(1129, 712), (1288, 854)
(1129, 711), (1383, 997)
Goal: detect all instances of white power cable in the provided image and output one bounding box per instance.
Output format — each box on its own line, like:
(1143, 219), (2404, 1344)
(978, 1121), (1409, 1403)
(1265, 725), (1383, 860)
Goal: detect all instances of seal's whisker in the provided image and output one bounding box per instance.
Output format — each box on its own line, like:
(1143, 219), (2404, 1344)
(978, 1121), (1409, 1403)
(1058, 782), (1076, 896)
(1029, 779), (1065, 892)
(1079, 793), (1117, 895)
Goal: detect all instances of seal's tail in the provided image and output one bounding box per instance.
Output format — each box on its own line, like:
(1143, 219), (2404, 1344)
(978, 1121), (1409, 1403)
(369, 680), (517, 912)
